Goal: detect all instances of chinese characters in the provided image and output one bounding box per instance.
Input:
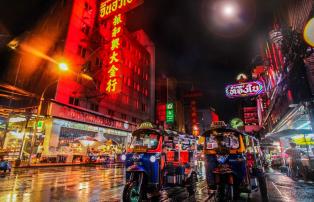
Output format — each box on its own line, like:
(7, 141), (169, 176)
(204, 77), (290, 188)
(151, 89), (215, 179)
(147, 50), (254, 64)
(106, 13), (124, 93)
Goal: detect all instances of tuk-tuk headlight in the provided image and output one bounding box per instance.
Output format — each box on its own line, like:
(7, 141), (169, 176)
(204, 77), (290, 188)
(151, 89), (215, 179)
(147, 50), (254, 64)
(121, 154), (126, 161)
(149, 155), (156, 163)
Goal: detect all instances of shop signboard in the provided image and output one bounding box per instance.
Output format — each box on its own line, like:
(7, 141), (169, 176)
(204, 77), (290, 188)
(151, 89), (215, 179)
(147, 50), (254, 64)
(225, 81), (264, 98)
(50, 102), (135, 131)
(99, 0), (144, 20)
(166, 102), (175, 123)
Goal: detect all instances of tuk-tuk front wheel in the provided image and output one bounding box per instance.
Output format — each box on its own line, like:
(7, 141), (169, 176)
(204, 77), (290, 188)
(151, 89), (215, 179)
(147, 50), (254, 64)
(216, 184), (234, 201)
(123, 181), (142, 202)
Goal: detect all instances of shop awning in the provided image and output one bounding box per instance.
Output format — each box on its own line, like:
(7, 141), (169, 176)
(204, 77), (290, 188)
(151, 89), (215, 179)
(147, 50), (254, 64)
(266, 129), (313, 139)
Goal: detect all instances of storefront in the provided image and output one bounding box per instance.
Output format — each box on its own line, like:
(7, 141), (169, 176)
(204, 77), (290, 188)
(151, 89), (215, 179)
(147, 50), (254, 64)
(265, 104), (314, 167)
(39, 101), (135, 164)
(41, 118), (131, 163)
(0, 101), (136, 164)
(0, 114), (45, 162)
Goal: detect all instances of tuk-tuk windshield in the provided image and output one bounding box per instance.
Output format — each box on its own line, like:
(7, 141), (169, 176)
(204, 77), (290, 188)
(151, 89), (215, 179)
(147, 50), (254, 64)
(205, 130), (240, 149)
(130, 132), (160, 151)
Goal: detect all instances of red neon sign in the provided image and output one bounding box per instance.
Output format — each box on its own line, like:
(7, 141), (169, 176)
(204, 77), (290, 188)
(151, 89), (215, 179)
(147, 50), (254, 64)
(225, 81), (264, 98)
(100, 0), (144, 20)
(105, 13), (125, 94)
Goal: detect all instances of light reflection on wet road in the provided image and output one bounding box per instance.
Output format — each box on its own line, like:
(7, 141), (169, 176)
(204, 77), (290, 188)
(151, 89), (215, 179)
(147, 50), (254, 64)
(266, 170), (314, 202)
(1, 166), (314, 202)
(0, 165), (125, 202)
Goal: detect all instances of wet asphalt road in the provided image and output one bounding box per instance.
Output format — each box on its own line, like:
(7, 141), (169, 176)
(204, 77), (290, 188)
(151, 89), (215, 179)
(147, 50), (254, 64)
(0, 165), (313, 202)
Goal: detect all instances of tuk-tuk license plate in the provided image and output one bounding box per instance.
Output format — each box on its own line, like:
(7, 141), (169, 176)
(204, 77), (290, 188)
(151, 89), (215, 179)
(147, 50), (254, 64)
(133, 146), (148, 153)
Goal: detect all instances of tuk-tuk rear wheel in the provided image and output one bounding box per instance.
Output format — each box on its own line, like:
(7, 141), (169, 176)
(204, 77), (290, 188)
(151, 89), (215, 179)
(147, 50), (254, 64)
(123, 181), (142, 202)
(187, 172), (197, 195)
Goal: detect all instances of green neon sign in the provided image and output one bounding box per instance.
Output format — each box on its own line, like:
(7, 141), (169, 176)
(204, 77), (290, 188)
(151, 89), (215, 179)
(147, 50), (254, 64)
(166, 102), (175, 123)
(37, 120), (44, 129)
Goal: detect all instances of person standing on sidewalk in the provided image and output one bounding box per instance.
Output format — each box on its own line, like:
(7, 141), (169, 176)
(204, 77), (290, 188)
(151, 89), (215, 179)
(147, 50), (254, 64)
(285, 142), (304, 179)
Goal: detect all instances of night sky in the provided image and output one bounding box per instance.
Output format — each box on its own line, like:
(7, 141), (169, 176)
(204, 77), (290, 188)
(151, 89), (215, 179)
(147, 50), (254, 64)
(0, 0), (281, 121)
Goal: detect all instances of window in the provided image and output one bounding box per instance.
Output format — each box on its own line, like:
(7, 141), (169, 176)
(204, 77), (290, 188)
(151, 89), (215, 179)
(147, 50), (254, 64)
(84, 2), (92, 11)
(205, 131), (240, 149)
(81, 24), (90, 35)
(69, 97), (79, 106)
(138, 67), (141, 75)
(121, 113), (127, 120)
(128, 78), (131, 86)
(122, 41), (126, 48)
(108, 109), (114, 116)
(141, 103), (146, 112)
(82, 61), (91, 73)
(90, 103), (99, 111)
(135, 100), (139, 109)
(130, 133), (159, 150)
(124, 95), (129, 104)
(95, 57), (102, 67)
(78, 45), (87, 58)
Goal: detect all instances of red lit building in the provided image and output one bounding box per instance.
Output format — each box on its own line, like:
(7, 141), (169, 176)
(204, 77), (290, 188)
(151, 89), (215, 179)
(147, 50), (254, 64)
(0, 0), (155, 163)
(252, 1), (314, 158)
(45, 0), (155, 160)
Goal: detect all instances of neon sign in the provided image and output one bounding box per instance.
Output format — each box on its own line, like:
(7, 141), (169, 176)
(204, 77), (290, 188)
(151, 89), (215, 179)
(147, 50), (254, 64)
(105, 14), (124, 94)
(166, 102), (175, 123)
(225, 81), (264, 98)
(100, 0), (143, 19)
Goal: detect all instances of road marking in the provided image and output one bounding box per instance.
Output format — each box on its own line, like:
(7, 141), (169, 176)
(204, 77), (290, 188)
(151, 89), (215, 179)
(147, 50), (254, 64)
(271, 182), (290, 201)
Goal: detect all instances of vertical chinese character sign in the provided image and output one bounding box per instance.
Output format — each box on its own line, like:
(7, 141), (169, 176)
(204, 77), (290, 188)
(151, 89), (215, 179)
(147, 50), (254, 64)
(105, 13), (124, 94)
(190, 100), (199, 136)
(99, 0), (144, 95)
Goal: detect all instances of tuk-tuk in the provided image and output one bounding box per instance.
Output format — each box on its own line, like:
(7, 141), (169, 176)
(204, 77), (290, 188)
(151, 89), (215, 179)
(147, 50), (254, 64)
(122, 122), (198, 202)
(201, 121), (268, 201)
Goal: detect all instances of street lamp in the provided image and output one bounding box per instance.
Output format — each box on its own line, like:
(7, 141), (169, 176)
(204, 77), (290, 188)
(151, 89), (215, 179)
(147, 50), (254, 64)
(58, 62), (69, 71)
(28, 64), (69, 166)
(27, 64), (95, 166)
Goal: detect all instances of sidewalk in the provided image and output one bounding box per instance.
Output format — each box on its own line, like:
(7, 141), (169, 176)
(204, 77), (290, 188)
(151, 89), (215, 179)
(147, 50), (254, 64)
(14, 162), (124, 168)
(265, 168), (314, 202)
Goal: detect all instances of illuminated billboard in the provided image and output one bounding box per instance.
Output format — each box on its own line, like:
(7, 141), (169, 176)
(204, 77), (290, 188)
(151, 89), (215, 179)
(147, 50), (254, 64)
(225, 81), (264, 98)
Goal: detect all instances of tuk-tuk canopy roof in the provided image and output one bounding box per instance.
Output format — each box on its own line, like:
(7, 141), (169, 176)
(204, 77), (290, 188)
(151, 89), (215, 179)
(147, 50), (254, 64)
(132, 128), (196, 140)
(202, 127), (258, 141)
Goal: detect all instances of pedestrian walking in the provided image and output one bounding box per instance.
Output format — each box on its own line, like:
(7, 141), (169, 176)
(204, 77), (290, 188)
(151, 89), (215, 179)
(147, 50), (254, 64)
(285, 142), (304, 179)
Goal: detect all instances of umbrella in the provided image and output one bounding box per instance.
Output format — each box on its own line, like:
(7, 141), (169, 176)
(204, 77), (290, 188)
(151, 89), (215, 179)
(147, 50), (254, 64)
(75, 136), (98, 147)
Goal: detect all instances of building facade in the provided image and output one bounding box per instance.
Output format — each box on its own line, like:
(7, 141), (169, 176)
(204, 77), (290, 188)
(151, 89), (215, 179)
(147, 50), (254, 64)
(1, 0), (155, 164)
(255, 0), (314, 156)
